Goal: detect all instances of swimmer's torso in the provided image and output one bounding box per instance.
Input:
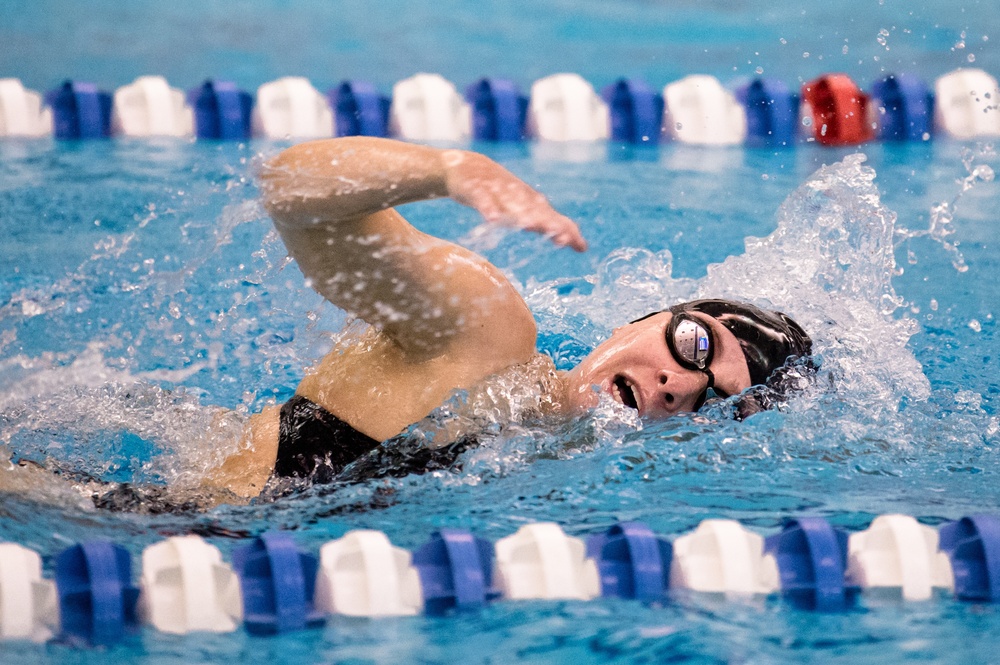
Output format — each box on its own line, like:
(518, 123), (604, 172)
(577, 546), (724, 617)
(299, 328), (564, 443)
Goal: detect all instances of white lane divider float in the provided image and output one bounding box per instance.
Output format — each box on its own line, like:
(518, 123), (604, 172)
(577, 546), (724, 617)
(389, 73), (471, 143)
(0, 78), (53, 137)
(670, 519), (779, 596)
(112, 75), (193, 137)
(0, 543), (59, 642)
(662, 75), (747, 145)
(252, 76), (333, 140)
(493, 523), (601, 600)
(138, 535), (243, 634)
(845, 514), (954, 601)
(315, 529), (423, 617)
(934, 68), (1000, 139)
(526, 73), (610, 142)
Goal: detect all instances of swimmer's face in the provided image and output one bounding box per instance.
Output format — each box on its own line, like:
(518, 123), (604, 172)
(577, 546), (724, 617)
(564, 312), (752, 418)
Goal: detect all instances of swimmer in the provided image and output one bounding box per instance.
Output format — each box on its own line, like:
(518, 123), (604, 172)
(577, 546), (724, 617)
(205, 137), (813, 500)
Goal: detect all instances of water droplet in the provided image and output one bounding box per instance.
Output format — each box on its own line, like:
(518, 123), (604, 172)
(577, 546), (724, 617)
(843, 45), (849, 55)
(780, 37), (787, 45)
(930, 299), (939, 311)
(674, 122), (683, 131)
(755, 66), (764, 74)
(969, 319), (982, 333)
(968, 53), (976, 62)
(801, 116), (813, 127)
(802, 51), (810, 58)
(761, 173), (770, 180)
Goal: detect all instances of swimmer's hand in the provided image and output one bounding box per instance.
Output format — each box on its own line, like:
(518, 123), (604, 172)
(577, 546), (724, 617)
(442, 150), (587, 252)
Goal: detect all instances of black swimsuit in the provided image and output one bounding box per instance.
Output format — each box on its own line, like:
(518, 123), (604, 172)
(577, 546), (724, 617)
(274, 395), (382, 484)
(274, 394), (477, 484)
(92, 394), (475, 512)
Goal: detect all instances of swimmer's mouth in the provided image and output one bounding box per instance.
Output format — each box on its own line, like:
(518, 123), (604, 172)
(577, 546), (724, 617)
(612, 375), (639, 411)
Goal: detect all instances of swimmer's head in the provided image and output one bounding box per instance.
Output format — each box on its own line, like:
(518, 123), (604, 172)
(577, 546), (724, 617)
(564, 298), (812, 419)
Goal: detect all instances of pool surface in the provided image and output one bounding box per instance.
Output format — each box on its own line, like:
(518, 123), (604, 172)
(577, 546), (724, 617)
(2, 1), (1000, 663)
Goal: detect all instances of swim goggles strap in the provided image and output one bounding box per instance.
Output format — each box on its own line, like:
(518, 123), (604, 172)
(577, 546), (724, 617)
(695, 367), (732, 410)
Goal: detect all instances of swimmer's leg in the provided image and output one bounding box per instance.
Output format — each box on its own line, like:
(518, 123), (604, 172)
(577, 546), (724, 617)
(202, 405), (281, 499)
(0, 447), (93, 509)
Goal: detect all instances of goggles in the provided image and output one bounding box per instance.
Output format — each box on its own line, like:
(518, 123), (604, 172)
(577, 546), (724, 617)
(632, 311), (730, 406)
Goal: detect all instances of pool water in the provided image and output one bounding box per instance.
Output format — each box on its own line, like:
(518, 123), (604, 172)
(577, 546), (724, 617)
(2, 1), (1000, 663)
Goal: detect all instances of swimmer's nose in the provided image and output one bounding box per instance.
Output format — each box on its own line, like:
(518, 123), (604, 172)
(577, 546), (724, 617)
(655, 369), (677, 407)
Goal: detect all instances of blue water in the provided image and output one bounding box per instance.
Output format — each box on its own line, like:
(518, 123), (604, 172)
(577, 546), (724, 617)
(2, 1), (1000, 663)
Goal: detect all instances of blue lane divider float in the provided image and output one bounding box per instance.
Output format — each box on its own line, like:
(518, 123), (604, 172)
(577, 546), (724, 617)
(2, 514), (1000, 646)
(764, 517), (854, 611)
(45, 80), (112, 140)
(601, 79), (664, 145)
(329, 80), (390, 138)
(188, 79), (253, 141)
(939, 514), (1000, 603)
(870, 73), (934, 142)
(733, 77), (798, 148)
(586, 522), (672, 601)
(412, 528), (499, 613)
(232, 532), (325, 634)
(465, 78), (527, 142)
(55, 540), (139, 646)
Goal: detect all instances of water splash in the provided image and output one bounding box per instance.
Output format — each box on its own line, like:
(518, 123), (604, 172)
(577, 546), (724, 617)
(895, 144), (996, 274)
(529, 153), (928, 418)
(1, 148), (996, 529)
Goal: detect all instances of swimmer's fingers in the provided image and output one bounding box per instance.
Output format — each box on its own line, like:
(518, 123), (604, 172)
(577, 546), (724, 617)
(444, 150), (587, 251)
(519, 210), (588, 252)
(475, 193), (587, 251)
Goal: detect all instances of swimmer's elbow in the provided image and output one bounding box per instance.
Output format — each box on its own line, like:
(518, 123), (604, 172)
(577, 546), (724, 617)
(260, 138), (398, 228)
(259, 150), (319, 227)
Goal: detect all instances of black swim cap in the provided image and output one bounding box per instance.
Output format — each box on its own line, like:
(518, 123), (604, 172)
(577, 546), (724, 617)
(668, 299), (812, 388)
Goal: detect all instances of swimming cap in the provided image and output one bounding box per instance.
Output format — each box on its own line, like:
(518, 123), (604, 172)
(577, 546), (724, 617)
(668, 299), (812, 388)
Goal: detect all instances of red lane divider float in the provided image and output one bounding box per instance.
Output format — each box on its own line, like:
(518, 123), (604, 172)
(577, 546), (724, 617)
(801, 74), (875, 146)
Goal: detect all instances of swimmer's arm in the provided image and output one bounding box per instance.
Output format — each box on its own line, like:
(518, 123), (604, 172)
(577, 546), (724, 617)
(259, 138), (584, 363)
(260, 137), (586, 249)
